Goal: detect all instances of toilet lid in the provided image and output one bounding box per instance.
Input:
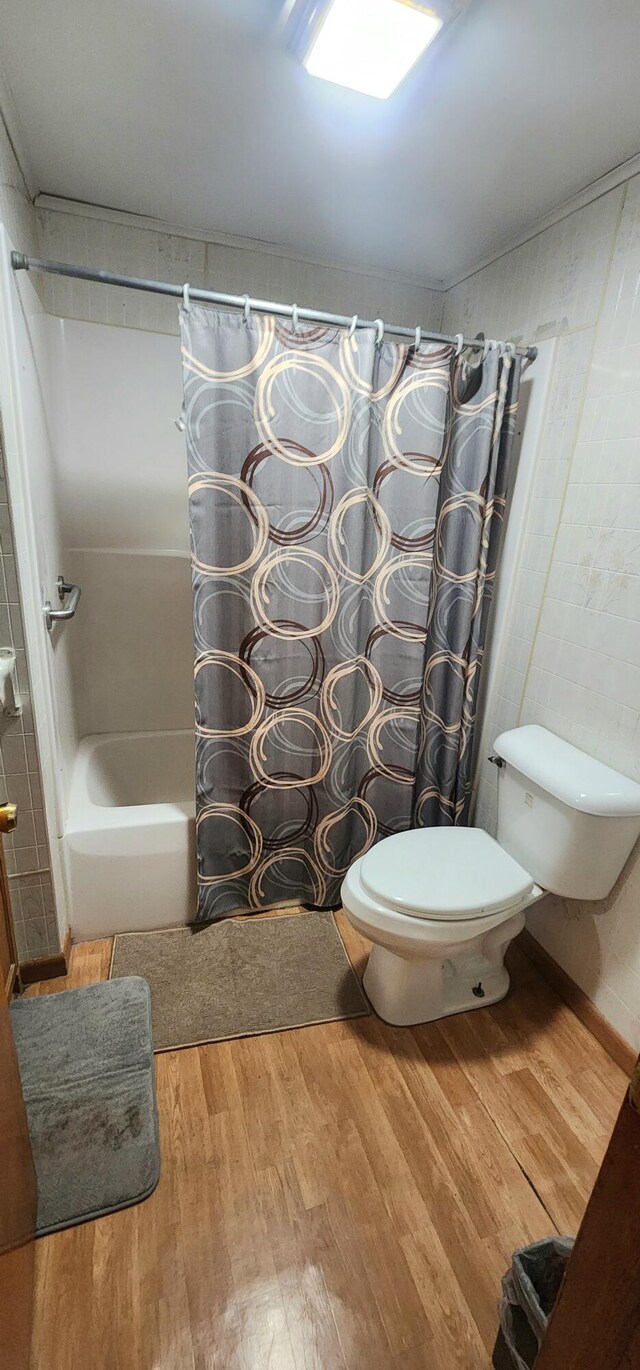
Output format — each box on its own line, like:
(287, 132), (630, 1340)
(359, 827), (534, 921)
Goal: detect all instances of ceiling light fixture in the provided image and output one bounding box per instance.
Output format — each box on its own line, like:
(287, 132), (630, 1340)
(302, 0), (443, 100)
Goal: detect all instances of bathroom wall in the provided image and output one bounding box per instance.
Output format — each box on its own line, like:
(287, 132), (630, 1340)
(4, 116), (640, 1035)
(443, 188), (625, 832)
(35, 200), (445, 759)
(36, 199), (443, 336)
(443, 178), (640, 1049)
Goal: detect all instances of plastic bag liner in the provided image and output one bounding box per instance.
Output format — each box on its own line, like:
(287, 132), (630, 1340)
(493, 1236), (574, 1370)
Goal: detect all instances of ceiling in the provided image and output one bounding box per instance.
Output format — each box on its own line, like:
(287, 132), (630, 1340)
(2, 0), (639, 283)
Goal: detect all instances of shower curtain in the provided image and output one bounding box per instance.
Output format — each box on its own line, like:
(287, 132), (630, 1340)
(180, 307), (521, 921)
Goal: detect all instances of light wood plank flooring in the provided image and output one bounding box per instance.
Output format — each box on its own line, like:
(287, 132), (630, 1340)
(26, 914), (628, 1369)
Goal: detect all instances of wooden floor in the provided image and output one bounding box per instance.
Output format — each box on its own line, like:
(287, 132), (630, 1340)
(26, 914), (628, 1370)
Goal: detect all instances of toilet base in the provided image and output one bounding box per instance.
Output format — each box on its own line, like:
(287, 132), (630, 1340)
(362, 942), (513, 1027)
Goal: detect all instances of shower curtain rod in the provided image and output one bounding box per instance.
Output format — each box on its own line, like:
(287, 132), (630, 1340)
(10, 251), (538, 360)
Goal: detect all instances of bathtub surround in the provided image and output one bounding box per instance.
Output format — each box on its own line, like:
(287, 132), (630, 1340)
(64, 550), (193, 739)
(183, 305), (521, 920)
(44, 318), (194, 749)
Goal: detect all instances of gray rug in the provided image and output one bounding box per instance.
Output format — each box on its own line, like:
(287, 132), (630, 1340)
(110, 909), (369, 1051)
(10, 977), (160, 1236)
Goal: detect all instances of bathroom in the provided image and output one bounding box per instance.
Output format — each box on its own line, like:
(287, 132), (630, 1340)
(0, 1), (639, 1365)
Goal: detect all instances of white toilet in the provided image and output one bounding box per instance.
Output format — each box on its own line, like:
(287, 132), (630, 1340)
(341, 724), (640, 1026)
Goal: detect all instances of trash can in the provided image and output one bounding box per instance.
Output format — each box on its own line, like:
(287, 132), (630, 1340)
(492, 1236), (574, 1370)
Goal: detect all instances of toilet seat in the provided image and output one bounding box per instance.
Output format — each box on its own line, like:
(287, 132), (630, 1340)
(359, 826), (534, 922)
(342, 851), (543, 972)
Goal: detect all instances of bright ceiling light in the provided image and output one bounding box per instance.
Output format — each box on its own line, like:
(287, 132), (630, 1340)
(304, 0), (443, 100)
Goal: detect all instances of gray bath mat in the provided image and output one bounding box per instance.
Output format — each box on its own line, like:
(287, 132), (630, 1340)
(110, 909), (369, 1051)
(10, 977), (160, 1236)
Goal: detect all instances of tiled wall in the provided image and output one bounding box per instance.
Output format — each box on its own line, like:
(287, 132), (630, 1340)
(522, 180), (640, 771)
(443, 188), (626, 837)
(36, 204), (443, 336)
(520, 178), (640, 1049)
(473, 328), (597, 832)
(444, 179), (640, 1049)
(0, 123), (57, 960)
(442, 191), (623, 345)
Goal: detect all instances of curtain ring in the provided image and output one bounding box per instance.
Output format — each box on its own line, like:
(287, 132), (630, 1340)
(454, 332), (464, 356)
(292, 303), (299, 332)
(348, 314), (358, 339)
(374, 318), (384, 346)
(414, 325), (421, 350)
(242, 294), (251, 323)
(182, 282), (190, 312)
(483, 337), (497, 361)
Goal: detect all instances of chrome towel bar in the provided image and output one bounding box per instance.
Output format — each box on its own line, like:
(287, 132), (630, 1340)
(43, 576), (81, 631)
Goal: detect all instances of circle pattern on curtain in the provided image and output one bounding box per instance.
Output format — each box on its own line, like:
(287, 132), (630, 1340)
(182, 309), (520, 920)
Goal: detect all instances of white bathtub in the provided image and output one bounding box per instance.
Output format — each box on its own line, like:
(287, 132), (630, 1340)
(65, 730), (197, 939)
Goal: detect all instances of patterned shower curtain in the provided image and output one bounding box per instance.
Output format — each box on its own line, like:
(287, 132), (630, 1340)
(181, 307), (521, 922)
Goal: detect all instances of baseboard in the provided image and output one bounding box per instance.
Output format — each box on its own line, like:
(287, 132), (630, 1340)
(4, 960), (18, 999)
(20, 928), (72, 986)
(519, 929), (637, 1077)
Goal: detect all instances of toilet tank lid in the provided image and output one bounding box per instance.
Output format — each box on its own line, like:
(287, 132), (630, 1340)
(494, 725), (640, 817)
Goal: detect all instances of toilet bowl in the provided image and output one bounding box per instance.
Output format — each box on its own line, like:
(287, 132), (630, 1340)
(341, 827), (543, 1025)
(341, 724), (640, 1027)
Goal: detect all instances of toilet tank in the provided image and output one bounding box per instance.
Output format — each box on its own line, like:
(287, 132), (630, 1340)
(493, 725), (640, 900)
